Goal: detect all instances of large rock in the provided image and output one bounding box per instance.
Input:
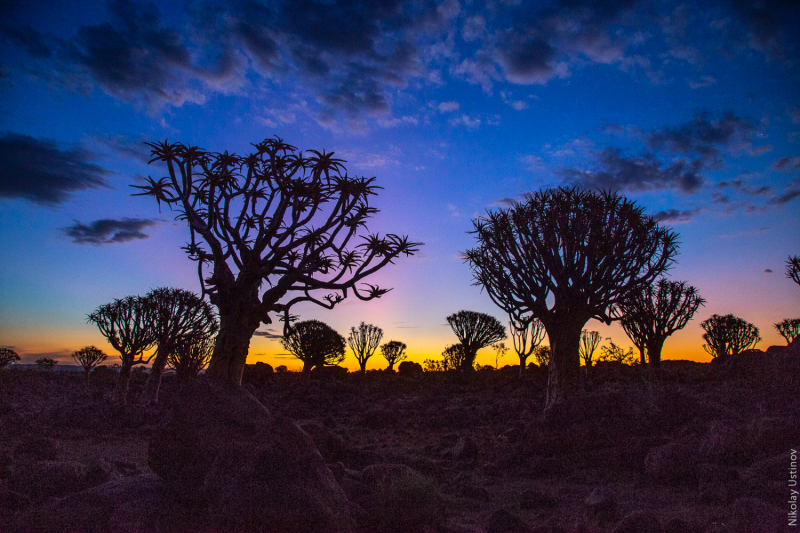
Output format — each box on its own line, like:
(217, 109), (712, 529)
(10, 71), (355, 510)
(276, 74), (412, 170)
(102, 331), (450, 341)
(697, 421), (753, 466)
(644, 441), (697, 485)
(7, 460), (87, 501)
(148, 379), (354, 532)
(297, 420), (347, 463)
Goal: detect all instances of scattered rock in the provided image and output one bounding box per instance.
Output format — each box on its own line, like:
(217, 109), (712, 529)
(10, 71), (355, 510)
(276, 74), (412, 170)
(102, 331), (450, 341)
(486, 508), (529, 533)
(84, 458), (117, 488)
(644, 442), (697, 485)
(450, 436), (480, 462)
(697, 421), (753, 466)
(611, 510), (660, 533)
(518, 488), (557, 510)
(584, 486), (617, 525)
(297, 419), (347, 463)
(731, 497), (785, 532)
(13, 437), (60, 461)
(746, 416), (800, 458)
(7, 460), (87, 500)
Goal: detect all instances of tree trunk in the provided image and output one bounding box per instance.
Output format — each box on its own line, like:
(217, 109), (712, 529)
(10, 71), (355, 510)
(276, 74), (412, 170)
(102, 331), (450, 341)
(518, 354), (527, 378)
(114, 360), (133, 405)
(544, 318), (584, 410)
(205, 296), (261, 386)
(462, 347), (478, 372)
(638, 345), (646, 365)
(359, 360), (367, 374)
(648, 338), (665, 369)
(140, 348), (168, 403)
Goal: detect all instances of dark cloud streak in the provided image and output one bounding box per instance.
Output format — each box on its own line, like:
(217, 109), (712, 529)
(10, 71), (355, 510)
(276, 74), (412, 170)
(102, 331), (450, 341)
(63, 217), (158, 245)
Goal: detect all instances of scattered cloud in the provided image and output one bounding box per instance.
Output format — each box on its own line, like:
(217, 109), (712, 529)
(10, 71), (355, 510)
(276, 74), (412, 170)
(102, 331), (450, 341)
(788, 107), (800, 124)
(63, 217), (158, 245)
(450, 114), (482, 129)
(773, 156), (800, 170)
(767, 178), (800, 205)
(447, 203), (461, 217)
(0, 133), (110, 206)
(689, 75), (716, 89)
(764, 269), (773, 273)
(438, 101), (460, 113)
(253, 329), (283, 339)
(652, 208), (703, 223)
(646, 111), (756, 162)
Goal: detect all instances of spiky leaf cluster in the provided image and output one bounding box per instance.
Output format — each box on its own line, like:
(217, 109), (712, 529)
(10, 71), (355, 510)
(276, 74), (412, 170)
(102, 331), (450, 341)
(775, 318), (800, 345)
(281, 319), (346, 371)
(348, 322), (383, 372)
(701, 314), (761, 359)
(380, 340), (407, 369)
(446, 310), (506, 370)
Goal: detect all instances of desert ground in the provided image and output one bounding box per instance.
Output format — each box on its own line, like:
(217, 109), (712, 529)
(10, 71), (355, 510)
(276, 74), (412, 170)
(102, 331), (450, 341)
(1, 347), (798, 533)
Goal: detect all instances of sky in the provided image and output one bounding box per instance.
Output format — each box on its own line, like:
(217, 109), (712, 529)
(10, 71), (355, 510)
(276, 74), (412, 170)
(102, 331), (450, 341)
(0, 0), (798, 371)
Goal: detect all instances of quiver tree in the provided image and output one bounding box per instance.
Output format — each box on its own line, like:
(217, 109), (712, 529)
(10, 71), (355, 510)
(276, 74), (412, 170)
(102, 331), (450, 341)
(509, 315), (546, 377)
(701, 314), (761, 362)
(612, 279), (705, 368)
(445, 311), (506, 371)
(347, 322), (383, 373)
(167, 335), (214, 382)
(280, 320), (346, 374)
(35, 358), (57, 371)
(88, 296), (156, 404)
(464, 187), (677, 409)
(380, 340), (407, 371)
(787, 255), (800, 286)
(775, 318), (800, 344)
(598, 339), (637, 366)
(0, 347), (20, 369)
(579, 330), (601, 369)
(135, 137), (420, 385)
(72, 346), (107, 384)
(140, 287), (217, 403)
(442, 343), (468, 370)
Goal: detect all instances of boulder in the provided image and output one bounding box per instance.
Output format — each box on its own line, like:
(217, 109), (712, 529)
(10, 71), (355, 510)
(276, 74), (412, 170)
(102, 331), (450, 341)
(518, 488), (557, 510)
(644, 442), (697, 485)
(242, 362), (274, 385)
(611, 510), (661, 533)
(13, 437), (60, 461)
(297, 420), (347, 463)
(450, 436), (480, 462)
(486, 509), (529, 533)
(7, 460), (87, 500)
(584, 486), (618, 525)
(398, 361), (424, 375)
(731, 497), (785, 532)
(697, 421), (753, 465)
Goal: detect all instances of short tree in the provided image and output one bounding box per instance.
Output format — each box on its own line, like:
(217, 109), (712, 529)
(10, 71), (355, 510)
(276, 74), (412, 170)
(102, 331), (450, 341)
(579, 330), (601, 369)
(136, 138), (420, 385)
(533, 345), (551, 367)
(445, 311), (506, 372)
(380, 340), (407, 371)
(597, 339), (637, 366)
(72, 346), (107, 384)
(140, 287), (217, 403)
(491, 342), (508, 369)
(0, 348), (20, 369)
(35, 357), (57, 371)
(465, 187), (676, 409)
(509, 315), (545, 377)
(88, 296), (156, 404)
(613, 279), (705, 368)
(442, 344), (468, 370)
(701, 314), (761, 361)
(167, 335), (214, 382)
(775, 318), (800, 344)
(787, 255), (800, 286)
(348, 322), (383, 373)
(280, 320), (346, 374)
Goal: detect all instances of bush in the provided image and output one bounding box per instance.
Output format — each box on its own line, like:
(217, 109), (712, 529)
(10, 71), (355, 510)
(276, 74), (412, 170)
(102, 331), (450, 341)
(397, 361), (423, 375)
(35, 358), (57, 371)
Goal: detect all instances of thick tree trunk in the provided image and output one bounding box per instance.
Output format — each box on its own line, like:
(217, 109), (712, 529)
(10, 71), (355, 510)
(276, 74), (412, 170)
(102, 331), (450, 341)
(462, 347), (478, 372)
(114, 360), (133, 405)
(647, 338), (666, 369)
(205, 298), (261, 385)
(544, 318), (585, 410)
(518, 354), (527, 378)
(638, 345), (647, 365)
(140, 349), (168, 403)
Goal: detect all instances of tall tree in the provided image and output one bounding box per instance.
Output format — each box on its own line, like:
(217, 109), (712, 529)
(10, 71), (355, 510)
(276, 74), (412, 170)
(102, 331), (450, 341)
(88, 296), (156, 404)
(72, 346), (107, 384)
(347, 322), (383, 373)
(464, 187), (676, 409)
(775, 318), (800, 344)
(140, 287), (218, 403)
(612, 279), (705, 368)
(509, 315), (545, 377)
(787, 255), (800, 286)
(579, 330), (601, 369)
(135, 138), (420, 385)
(446, 310), (506, 372)
(280, 320), (346, 374)
(380, 340), (407, 371)
(701, 314), (761, 362)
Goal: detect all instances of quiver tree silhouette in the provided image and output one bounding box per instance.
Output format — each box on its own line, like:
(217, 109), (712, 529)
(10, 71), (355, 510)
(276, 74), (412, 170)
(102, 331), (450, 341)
(71, 346), (107, 384)
(140, 287), (217, 403)
(347, 322), (383, 373)
(788, 255), (800, 286)
(701, 314), (761, 363)
(280, 320), (346, 374)
(88, 296), (156, 404)
(445, 311), (506, 372)
(464, 187), (677, 409)
(579, 330), (601, 369)
(442, 343), (468, 370)
(0, 347), (20, 369)
(167, 335), (214, 382)
(35, 357), (57, 371)
(135, 137), (420, 385)
(612, 279), (705, 369)
(380, 340), (407, 371)
(509, 315), (545, 377)
(598, 339), (637, 366)
(775, 318), (800, 344)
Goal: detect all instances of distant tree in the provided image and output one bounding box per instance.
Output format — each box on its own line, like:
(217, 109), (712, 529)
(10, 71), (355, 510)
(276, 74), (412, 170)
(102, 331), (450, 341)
(348, 322), (383, 374)
(0, 348), (20, 369)
(701, 314), (761, 362)
(380, 340), (407, 371)
(579, 330), (601, 369)
(464, 187), (677, 409)
(140, 287), (218, 403)
(775, 318), (800, 345)
(280, 320), (346, 374)
(446, 311), (506, 372)
(597, 339), (637, 366)
(35, 357), (57, 371)
(275, 365), (288, 373)
(423, 358), (452, 372)
(533, 345), (551, 367)
(167, 335), (214, 382)
(491, 342), (508, 369)
(787, 255), (800, 286)
(442, 343), (468, 370)
(613, 279), (705, 368)
(72, 346), (107, 384)
(88, 296), (156, 404)
(136, 138), (420, 385)
(509, 315), (546, 377)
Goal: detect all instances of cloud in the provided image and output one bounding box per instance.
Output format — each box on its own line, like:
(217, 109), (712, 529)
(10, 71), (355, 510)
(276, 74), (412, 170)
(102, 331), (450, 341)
(646, 112), (756, 161)
(764, 269), (773, 273)
(438, 101), (459, 112)
(63, 217), (158, 245)
(92, 133), (150, 163)
(773, 156), (800, 170)
(652, 208), (702, 223)
(449, 114), (482, 129)
(689, 75), (716, 89)
(789, 107), (800, 124)
(253, 329), (283, 339)
(0, 133), (110, 205)
(767, 178), (800, 205)
(447, 204), (461, 217)
(560, 148), (704, 194)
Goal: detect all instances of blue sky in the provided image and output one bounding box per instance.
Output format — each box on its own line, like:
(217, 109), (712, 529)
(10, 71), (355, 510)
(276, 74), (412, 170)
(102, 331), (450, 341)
(1, 0), (798, 369)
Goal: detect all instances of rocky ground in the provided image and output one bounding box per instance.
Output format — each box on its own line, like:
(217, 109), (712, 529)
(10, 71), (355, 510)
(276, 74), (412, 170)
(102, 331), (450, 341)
(1, 347), (798, 533)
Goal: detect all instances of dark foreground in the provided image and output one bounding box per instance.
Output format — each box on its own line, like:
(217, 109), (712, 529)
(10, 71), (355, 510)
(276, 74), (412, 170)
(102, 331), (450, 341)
(1, 350), (798, 533)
